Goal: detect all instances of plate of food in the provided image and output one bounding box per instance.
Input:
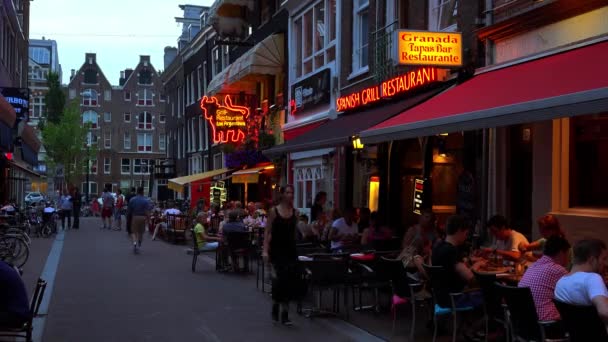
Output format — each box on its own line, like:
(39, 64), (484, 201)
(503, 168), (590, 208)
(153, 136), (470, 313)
(476, 265), (510, 275)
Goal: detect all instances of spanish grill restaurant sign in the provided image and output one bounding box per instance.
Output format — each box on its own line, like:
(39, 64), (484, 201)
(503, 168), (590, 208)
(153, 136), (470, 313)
(396, 30), (463, 67)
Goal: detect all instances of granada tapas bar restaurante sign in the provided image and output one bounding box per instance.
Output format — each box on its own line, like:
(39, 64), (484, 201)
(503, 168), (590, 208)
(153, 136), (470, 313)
(336, 67), (438, 112)
(201, 95), (250, 144)
(396, 30), (462, 67)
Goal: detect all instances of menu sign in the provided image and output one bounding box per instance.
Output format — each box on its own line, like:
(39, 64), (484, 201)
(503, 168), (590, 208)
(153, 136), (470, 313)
(413, 178), (425, 215)
(290, 68), (331, 115)
(396, 30), (462, 67)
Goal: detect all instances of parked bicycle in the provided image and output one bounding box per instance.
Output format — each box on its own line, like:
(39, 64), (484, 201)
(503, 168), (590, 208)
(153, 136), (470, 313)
(0, 225), (29, 268)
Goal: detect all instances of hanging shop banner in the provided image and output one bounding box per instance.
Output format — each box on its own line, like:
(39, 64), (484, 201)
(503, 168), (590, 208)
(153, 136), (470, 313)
(290, 68), (331, 115)
(395, 30), (463, 67)
(201, 95), (250, 144)
(413, 177), (426, 215)
(336, 67), (439, 112)
(0, 87), (29, 122)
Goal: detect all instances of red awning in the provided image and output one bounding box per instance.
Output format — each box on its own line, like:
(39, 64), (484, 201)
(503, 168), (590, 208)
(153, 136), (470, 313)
(282, 120), (327, 141)
(362, 40), (608, 143)
(0, 95), (16, 127)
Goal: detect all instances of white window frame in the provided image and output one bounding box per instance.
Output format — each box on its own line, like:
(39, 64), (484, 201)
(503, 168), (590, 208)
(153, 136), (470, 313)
(124, 91), (131, 101)
(90, 159), (98, 174)
(82, 89), (98, 106)
(159, 114), (166, 123)
(211, 46), (221, 77)
(159, 134), (166, 151)
(121, 158), (131, 174)
(293, 162), (325, 216)
(124, 132), (131, 150)
(124, 112), (131, 122)
(82, 111), (99, 129)
(133, 158), (150, 175)
(429, 0), (458, 32)
(103, 112), (111, 122)
(137, 133), (153, 152)
(137, 89), (154, 106)
(291, 0), (337, 82)
(104, 90), (112, 101)
(104, 131), (111, 149)
(137, 112), (152, 130)
(351, 0), (370, 78)
(103, 157), (111, 174)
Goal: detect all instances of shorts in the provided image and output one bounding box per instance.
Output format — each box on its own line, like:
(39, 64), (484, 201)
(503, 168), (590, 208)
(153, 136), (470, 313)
(101, 208), (113, 218)
(132, 216), (146, 236)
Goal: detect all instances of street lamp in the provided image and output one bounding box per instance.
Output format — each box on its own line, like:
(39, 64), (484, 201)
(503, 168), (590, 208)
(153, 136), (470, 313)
(85, 131), (92, 203)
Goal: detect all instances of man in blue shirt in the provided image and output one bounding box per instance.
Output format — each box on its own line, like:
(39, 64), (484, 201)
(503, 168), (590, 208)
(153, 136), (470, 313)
(128, 187), (152, 254)
(0, 261), (30, 328)
(59, 190), (72, 230)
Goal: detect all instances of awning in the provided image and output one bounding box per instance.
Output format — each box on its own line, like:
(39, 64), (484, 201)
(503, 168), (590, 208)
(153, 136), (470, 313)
(9, 159), (41, 178)
(283, 120), (327, 141)
(209, 0), (254, 38)
(263, 86), (449, 157)
(231, 164), (274, 183)
(0, 95), (16, 127)
(21, 125), (41, 153)
(207, 34), (285, 96)
(168, 168), (232, 192)
(361, 40), (608, 143)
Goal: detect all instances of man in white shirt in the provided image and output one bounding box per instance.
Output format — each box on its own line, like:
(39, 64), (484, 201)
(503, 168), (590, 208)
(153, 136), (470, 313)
(151, 202), (182, 240)
(482, 215), (529, 261)
(329, 207), (359, 251)
(554, 238), (608, 323)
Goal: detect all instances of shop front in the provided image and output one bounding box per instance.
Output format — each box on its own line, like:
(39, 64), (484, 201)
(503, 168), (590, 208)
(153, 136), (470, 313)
(361, 39), (608, 241)
(168, 168), (232, 209)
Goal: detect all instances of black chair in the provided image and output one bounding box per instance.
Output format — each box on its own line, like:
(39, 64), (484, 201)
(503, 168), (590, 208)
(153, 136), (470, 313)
(473, 271), (510, 341)
(165, 214), (189, 244)
(423, 264), (476, 342)
(301, 256), (350, 319)
(225, 231), (253, 273)
(0, 278), (47, 342)
(189, 228), (219, 272)
(553, 299), (608, 342)
(495, 282), (565, 342)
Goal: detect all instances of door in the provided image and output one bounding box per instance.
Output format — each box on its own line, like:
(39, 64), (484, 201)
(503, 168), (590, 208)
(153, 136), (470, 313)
(508, 125), (533, 238)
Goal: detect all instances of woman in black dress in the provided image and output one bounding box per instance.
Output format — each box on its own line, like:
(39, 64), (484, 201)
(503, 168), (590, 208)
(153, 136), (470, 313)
(71, 188), (82, 229)
(263, 185), (298, 325)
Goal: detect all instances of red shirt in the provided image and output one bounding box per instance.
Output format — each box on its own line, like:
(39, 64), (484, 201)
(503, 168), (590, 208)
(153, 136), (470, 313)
(518, 255), (568, 321)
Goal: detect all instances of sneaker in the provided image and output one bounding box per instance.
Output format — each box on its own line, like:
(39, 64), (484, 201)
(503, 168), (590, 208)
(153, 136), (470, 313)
(133, 243), (138, 254)
(271, 304), (279, 323)
(280, 312), (293, 326)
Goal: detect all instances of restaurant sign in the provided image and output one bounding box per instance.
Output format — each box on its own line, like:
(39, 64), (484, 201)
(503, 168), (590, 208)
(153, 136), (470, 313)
(201, 95), (250, 144)
(0, 87), (29, 122)
(290, 68), (331, 115)
(413, 177), (426, 215)
(336, 67), (438, 112)
(395, 30), (462, 67)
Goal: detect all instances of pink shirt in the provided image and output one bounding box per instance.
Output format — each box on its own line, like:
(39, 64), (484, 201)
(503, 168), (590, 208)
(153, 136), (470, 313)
(518, 255), (568, 321)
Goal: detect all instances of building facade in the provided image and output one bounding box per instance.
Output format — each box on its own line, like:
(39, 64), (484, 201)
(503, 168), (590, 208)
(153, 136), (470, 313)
(0, 0), (41, 206)
(67, 53), (166, 200)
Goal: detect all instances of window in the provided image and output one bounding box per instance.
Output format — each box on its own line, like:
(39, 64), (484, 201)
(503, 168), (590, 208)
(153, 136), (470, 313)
(137, 89), (153, 106)
(213, 153), (223, 169)
(212, 46), (221, 77)
(202, 61), (207, 95)
(31, 96), (44, 118)
(352, 0), (370, 74)
(81, 182), (98, 196)
(104, 90), (111, 101)
(138, 68), (152, 85)
(104, 131), (111, 149)
(138, 112), (152, 129)
(121, 158), (131, 174)
(294, 164), (325, 211)
(103, 112), (111, 122)
(137, 133), (152, 152)
(124, 132), (131, 150)
(221, 46), (229, 72)
(124, 91), (131, 101)
(29, 46), (50, 64)
(84, 68), (98, 84)
(124, 112), (131, 122)
(82, 89), (98, 106)
(134, 180), (149, 194)
(159, 134), (166, 151)
(103, 157), (111, 174)
(90, 159), (98, 174)
(82, 111), (99, 129)
(292, 0), (337, 80)
(133, 158), (150, 174)
(86, 131), (98, 146)
(203, 156), (209, 172)
(159, 114), (166, 123)
(429, 0), (458, 31)
(159, 94), (166, 102)
(569, 114), (608, 207)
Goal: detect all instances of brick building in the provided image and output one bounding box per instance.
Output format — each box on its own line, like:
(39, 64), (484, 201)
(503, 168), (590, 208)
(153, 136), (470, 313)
(67, 53), (166, 200)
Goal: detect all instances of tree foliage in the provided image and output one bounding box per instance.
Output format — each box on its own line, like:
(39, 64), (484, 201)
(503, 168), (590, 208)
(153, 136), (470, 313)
(42, 100), (96, 186)
(44, 71), (66, 124)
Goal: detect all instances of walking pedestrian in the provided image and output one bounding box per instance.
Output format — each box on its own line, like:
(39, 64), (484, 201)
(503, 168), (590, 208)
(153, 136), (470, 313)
(59, 190), (72, 230)
(113, 189), (125, 230)
(128, 187), (151, 254)
(71, 187), (82, 229)
(100, 186), (114, 230)
(263, 185), (300, 326)
(125, 187), (136, 236)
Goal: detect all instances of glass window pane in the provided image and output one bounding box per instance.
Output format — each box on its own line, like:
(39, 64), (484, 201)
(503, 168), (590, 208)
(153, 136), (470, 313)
(303, 10), (313, 58)
(328, 0), (336, 42)
(294, 18), (303, 78)
(314, 3), (324, 52)
(360, 10), (369, 67)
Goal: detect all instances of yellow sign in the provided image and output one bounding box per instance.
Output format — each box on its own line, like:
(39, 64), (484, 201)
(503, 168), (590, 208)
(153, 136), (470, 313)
(232, 173), (259, 184)
(396, 30), (462, 67)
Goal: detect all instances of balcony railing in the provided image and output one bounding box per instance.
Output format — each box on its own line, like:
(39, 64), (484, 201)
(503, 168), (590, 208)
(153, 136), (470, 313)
(371, 21), (399, 83)
(490, 0), (553, 23)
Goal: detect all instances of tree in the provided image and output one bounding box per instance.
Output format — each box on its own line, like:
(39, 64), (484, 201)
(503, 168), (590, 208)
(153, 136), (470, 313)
(42, 100), (97, 187)
(44, 71), (65, 124)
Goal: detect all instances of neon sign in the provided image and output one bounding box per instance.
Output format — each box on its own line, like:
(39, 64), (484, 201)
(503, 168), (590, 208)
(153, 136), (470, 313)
(336, 67), (438, 112)
(201, 95), (250, 144)
(397, 31), (462, 67)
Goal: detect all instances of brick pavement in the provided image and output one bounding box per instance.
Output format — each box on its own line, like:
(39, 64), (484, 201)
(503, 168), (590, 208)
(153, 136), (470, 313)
(31, 218), (388, 342)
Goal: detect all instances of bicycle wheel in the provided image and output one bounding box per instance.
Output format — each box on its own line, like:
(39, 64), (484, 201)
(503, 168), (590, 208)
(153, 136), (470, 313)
(41, 223), (52, 238)
(0, 236), (29, 268)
